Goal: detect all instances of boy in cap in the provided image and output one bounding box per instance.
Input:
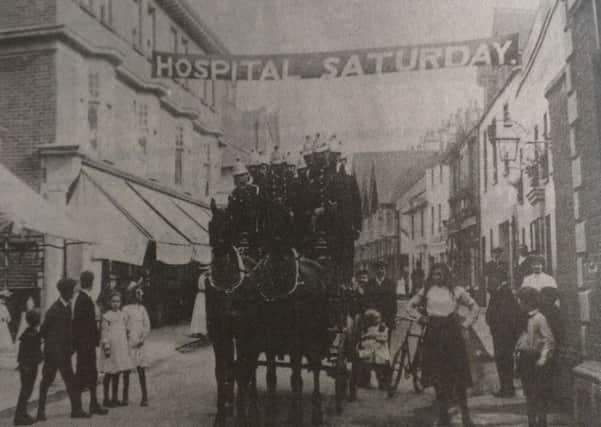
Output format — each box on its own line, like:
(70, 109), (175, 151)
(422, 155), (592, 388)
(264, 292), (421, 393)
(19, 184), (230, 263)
(14, 309), (42, 425)
(516, 287), (555, 427)
(37, 278), (89, 420)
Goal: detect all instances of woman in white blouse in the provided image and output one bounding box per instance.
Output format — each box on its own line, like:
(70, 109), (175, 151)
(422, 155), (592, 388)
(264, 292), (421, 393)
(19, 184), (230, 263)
(407, 263), (480, 427)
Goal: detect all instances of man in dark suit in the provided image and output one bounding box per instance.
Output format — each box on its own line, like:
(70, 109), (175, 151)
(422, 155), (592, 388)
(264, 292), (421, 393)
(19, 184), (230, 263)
(37, 278), (89, 421)
(73, 271), (108, 416)
(485, 247), (521, 398)
(513, 244), (532, 289)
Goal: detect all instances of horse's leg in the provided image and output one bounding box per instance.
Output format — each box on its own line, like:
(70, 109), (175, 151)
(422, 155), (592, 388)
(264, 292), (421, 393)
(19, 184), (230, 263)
(311, 356), (323, 426)
(266, 350), (277, 421)
(288, 351), (303, 427)
(212, 335), (228, 427)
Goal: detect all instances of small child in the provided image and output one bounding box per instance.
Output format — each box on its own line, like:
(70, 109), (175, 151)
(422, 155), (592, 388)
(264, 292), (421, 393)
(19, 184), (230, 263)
(14, 309), (42, 426)
(515, 287), (555, 427)
(123, 283), (151, 407)
(100, 292), (133, 407)
(357, 309), (391, 390)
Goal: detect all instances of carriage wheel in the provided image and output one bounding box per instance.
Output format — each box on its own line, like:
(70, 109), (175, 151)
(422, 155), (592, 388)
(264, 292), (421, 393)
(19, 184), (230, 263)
(334, 333), (348, 414)
(387, 346), (406, 398)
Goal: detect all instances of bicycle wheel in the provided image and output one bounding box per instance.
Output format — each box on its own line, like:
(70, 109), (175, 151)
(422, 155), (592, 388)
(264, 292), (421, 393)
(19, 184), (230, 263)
(411, 344), (423, 393)
(387, 345), (408, 397)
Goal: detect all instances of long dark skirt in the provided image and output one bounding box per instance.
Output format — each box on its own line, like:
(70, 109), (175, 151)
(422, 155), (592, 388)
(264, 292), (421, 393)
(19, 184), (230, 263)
(421, 314), (472, 392)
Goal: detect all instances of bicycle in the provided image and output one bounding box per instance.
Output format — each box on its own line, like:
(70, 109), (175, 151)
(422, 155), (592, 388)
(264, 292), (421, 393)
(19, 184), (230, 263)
(387, 314), (426, 397)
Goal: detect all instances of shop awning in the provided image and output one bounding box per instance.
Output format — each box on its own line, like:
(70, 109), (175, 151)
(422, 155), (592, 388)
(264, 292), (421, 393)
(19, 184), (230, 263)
(69, 166), (212, 265)
(0, 162), (95, 242)
(128, 182), (211, 264)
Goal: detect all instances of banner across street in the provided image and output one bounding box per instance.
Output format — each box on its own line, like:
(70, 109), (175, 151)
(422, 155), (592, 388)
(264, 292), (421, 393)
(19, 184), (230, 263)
(152, 33), (519, 81)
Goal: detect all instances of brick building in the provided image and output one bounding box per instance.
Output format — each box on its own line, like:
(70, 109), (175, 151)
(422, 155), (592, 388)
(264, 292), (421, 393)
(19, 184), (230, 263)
(0, 0), (233, 327)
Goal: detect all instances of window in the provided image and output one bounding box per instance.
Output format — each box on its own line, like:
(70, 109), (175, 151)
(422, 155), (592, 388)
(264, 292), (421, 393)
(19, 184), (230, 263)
(138, 104), (148, 154)
(171, 27), (178, 53)
(411, 214), (415, 240)
(483, 131), (488, 191)
(431, 168), (435, 187)
(100, 0), (112, 24)
(545, 215), (553, 273)
(182, 38), (189, 89)
(491, 119), (498, 184)
(438, 204), (442, 233)
(88, 72), (100, 149)
(489, 228), (493, 255)
(147, 5), (156, 55)
(439, 163), (443, 183)
(420, 210), (425, 238)
(175, 126), (184, 185)
(431, 206), (435, 235)
(203, 141), (211, 196)
(543, 112), (548, 139)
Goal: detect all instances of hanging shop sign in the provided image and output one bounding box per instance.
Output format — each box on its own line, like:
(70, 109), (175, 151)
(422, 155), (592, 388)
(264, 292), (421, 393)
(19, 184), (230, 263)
(152, 33), (519, 81)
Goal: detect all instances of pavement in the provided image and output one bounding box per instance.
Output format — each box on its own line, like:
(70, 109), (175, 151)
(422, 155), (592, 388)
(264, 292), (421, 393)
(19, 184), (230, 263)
(0, 318), (575, 426)
(0, 323), (194, 415)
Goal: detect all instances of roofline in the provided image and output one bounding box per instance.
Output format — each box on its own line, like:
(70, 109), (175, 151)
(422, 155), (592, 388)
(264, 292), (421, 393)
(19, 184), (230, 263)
(156, 0), (229, 54)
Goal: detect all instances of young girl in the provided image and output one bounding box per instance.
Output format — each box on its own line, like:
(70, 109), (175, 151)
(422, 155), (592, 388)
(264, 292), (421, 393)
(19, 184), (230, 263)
(100, 292), (133, 407)
(0, 290), (14, 353)
(357, 309), (391, 389)
(123, 283), (151, 407)
(407, 263), (480, 427)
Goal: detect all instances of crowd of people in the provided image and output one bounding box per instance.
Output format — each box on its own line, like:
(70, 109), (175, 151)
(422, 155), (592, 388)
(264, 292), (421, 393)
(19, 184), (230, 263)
(382, 246), (559, 427)
(226, 133), (362, 287)
(12, 271), (151, 426)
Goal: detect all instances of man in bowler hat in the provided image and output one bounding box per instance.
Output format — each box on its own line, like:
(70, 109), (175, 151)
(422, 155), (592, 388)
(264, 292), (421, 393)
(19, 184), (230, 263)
(37, 278), (89, 421)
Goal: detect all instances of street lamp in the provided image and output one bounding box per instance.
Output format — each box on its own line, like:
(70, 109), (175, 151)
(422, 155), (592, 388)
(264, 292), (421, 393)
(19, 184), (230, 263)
(487, 110), (552, 181)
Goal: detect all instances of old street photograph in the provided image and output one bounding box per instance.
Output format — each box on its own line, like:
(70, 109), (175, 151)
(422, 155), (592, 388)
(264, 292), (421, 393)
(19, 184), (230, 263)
(1, 0), (601, 426)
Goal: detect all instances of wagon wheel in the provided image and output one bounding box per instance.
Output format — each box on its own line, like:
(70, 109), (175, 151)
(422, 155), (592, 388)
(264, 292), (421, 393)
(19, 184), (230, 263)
(334, 332), (348, 414)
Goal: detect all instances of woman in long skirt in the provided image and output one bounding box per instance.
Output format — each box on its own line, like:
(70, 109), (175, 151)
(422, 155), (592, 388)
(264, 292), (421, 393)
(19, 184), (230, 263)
(0, 291), (14, 353)
(408, 263), (480, 427)
(189, 272), (207, 338)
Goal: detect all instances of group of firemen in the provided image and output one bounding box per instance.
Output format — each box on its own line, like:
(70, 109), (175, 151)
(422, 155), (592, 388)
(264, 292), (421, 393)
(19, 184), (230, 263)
(225, 133), (362, 286)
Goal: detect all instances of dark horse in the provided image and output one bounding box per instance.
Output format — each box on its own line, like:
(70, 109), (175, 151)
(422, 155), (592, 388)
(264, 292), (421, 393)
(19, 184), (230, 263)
(208, 198), (330, 426)
(207, 199), (262, 427)
(236, 201), (330, 427)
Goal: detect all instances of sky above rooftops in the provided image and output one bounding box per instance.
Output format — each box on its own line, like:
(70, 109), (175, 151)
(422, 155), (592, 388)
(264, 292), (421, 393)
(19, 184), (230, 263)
(189, 0), (540, 153)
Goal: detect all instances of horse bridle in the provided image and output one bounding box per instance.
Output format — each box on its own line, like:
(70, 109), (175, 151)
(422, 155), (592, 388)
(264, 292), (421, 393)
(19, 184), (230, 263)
(206, 246), (249, 294)
(257, 248), (303, 302)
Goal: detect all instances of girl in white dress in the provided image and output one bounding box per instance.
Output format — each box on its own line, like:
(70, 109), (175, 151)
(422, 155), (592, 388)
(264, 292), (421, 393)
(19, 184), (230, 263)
(189, 273), (207, 337)
(0, 291), (14, 353)
(123, 284), (151, 407)
(100, 292), (133, 407)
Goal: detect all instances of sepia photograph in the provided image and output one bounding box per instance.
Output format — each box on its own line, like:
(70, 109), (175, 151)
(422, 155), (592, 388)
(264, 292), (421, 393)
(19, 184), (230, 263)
(0, 0), (597, 425)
